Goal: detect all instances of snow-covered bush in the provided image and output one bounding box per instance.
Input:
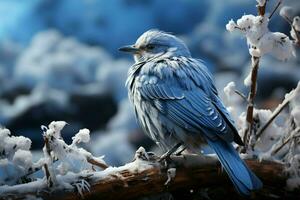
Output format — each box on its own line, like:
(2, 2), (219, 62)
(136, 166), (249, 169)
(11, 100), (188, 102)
(0, 121), (107, 191)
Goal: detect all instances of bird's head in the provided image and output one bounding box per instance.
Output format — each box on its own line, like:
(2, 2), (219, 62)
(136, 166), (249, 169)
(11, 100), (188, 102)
(119, 30), (191, 62)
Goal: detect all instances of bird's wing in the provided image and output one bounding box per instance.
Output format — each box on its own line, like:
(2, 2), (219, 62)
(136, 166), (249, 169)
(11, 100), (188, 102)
(137, 58), (236, 142)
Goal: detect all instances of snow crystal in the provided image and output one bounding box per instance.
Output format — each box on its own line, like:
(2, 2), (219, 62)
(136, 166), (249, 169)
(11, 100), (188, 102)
(48, 121), (67, 137)
(72, 129), (90, 145)
(134, 146), (149, 161)
(226, 14), (294, 60)
(4, 121), (105, 193)
(42, 121), (107, 175)
(249, 32), (294, 60)
(73, 179), (90, 198)
(236, 14), (255, 27)
(0, 128), (11, 151)
(0, 129), (34, 186)
(0, 128), (10, 138)
(268, 32), (294, 61)
(225, 19), (236, 32)
(1, 134), (32, 159)
(12, 149), (33, 171)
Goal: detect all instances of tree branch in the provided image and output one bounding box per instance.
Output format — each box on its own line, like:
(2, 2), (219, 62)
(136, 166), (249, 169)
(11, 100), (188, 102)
(242, 56), (260, 152)
(242, 1), (268, 152)
(1, 154), (294, 200)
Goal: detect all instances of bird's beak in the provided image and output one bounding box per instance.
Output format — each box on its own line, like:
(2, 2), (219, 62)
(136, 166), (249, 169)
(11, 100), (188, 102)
(118, 45), (140, 54)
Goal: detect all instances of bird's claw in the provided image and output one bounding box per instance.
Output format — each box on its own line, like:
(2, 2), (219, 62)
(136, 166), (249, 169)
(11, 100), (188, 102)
(159, 143), (183, 168)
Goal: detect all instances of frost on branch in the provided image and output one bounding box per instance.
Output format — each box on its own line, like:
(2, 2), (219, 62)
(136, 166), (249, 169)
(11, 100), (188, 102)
(71, 128), (90, 145)
(0, 121), (107, 199)
(0, 128), (33, 185)
(225, 19), (236, 32)
(226, 14), (294, 60)
(42, 121), (107, 175)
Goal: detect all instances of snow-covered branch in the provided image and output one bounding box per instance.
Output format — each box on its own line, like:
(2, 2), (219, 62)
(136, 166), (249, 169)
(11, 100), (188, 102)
(0, 121), (108, 199)
(1, 118), (300, 199)
(225, 0), (298, 153)
(0, 146), (292, 200)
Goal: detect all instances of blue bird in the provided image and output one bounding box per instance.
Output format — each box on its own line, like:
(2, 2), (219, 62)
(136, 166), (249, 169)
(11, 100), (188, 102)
(119, 30), (262, 195)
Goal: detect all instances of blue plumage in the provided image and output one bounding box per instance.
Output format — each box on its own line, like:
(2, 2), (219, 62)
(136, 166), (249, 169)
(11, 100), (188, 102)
(206, 138), (262, 195)
(120, 30), (262, 195)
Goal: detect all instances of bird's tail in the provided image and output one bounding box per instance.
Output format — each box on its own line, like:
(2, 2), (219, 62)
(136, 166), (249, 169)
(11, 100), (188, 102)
(206, 139), (263, 196)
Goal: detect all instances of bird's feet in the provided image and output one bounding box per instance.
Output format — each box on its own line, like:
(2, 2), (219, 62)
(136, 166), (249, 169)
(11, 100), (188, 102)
(158, 142), (185, 171)
(158, 143), (184, 186)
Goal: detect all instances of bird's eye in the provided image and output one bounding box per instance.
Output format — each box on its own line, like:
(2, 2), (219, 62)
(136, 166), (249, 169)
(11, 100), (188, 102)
(146, 44), (155, 50)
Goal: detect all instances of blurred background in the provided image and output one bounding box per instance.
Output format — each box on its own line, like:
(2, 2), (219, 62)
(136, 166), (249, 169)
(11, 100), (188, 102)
(0, 0), (299, 166)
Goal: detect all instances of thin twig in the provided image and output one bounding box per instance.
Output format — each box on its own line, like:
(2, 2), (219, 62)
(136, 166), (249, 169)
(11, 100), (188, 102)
(269, 0), (282, 19)
(255, 98), (290, 139)
(240, 1), (268, 153)
(43, 163), (53, 187)
(87, 158), (109, 170)
(271, 127), (300, 156)
(43, 136), (54, 187)
(234, 90), (248, 102)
